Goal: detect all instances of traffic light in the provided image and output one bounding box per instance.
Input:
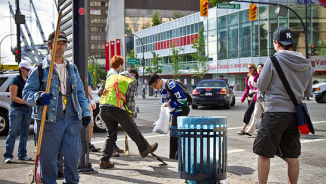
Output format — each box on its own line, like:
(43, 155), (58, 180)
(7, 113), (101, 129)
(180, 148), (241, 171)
(200, 0), (209, 17)
(311, 45), (316, 56)
(249, 4), (258, 21)
(14, 50), (19, 63)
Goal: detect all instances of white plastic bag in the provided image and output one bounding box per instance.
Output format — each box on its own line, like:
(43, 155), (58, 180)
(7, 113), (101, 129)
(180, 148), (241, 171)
(153, 104), (171, 134)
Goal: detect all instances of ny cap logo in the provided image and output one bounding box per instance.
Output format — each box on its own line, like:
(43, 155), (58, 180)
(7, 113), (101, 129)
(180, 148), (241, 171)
(286, 32), (292, 39)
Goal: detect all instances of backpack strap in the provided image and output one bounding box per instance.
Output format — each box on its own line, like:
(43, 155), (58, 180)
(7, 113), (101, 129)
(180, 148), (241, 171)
(37, 63), (44, 91)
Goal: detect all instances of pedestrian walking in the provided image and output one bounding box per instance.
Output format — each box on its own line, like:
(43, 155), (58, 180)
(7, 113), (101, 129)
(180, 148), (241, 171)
(3, 61), (33, 164)
(244, 64), (266, 136)
(23, 31), (92, 183)
(238, 63), (259, 135)
(147, 73), (190, 159)
(253, 26), (313, 184)
(99, 56), (158, 169)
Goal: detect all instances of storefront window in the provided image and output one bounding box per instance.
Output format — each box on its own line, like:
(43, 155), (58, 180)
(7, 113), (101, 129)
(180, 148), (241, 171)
(239, 10), (251, 57)
(228, 13), (238, 59)
(252, 21), (259, 57)
(260, 20), (268, 56)
(269, 19), (278, 56)
(208, 18), (217, 30)
(218, 16), (227, 60)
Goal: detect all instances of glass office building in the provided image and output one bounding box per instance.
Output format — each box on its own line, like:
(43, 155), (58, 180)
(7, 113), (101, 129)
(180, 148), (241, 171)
(134, 1), (326, 91)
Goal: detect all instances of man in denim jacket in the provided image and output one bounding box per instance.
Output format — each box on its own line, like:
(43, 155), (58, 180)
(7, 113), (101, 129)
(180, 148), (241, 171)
(23, 31), (91, 184)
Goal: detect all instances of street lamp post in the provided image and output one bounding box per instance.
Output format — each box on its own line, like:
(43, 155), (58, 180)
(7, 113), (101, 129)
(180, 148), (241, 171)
(0, 34), (16, 62)
(132, 34), (146, 99)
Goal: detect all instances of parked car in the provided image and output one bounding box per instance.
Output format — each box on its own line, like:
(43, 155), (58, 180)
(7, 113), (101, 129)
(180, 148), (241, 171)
(311, 82), (326, 103)
(191, 79), (235, 109)
(92, 91), (106, 132)
(0, 72), (18, 136)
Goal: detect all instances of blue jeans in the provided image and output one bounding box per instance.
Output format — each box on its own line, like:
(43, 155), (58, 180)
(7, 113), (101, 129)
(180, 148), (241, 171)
(35, 117), (82, 184)
(3, 107), (32, 159)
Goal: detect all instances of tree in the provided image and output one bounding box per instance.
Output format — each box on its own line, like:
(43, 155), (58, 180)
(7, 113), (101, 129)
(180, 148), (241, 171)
(169, 42), (183, 80)
(191, 27), (209, 80)
(209, 0), (226, 7)
(146, 51), (162, 74)
(88, 62), (106, 89)
(152, 11), (161, 26)
(126, 50), (140, 71)
(173, 11), (184, 20)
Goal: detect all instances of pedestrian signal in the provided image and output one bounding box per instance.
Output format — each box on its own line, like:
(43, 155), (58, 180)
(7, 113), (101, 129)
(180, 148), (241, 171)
(249, 4), (258, 21)
(311, 45), (316, 56)
(200, 0), (209, 17)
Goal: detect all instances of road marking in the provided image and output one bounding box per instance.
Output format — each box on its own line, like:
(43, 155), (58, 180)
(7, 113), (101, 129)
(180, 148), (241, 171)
(228, 149), (246, 154)
(301, 139), (325, 143)
(312, 121), (326, 124)
(227, 127), (243, 130)
(92, 134), (168, 144)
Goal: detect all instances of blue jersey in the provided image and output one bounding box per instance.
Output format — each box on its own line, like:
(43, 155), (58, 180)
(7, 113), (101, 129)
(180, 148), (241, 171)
(160, 79), (187, 117)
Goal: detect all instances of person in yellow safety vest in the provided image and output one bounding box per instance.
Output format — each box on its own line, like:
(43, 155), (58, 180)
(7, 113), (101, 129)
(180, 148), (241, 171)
(98, 55), (158, 169)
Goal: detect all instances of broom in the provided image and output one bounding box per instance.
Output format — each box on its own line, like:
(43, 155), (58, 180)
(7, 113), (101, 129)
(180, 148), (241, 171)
(28, 11), (62, 184)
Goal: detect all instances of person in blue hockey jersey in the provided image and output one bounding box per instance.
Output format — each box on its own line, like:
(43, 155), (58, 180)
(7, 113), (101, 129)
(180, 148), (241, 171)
(148, 73), (190, 159)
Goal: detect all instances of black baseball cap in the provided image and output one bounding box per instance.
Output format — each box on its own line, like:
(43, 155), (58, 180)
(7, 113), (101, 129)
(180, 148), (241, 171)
(48, 31), (69, 43)
(273, 26), (295, 46)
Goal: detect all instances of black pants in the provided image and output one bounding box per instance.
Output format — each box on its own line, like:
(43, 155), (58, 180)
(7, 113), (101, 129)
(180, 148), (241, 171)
(170, 106), (190, 159)
(100, 106), (148, 162)
(243, 100), (255, 124)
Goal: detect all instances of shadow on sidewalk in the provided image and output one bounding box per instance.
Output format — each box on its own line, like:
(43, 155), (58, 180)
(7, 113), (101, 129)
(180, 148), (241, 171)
(227, 165), (255, 176)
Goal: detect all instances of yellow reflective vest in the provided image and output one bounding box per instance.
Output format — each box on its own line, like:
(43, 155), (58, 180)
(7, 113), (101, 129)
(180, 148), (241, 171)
(99, 74), (134, 114)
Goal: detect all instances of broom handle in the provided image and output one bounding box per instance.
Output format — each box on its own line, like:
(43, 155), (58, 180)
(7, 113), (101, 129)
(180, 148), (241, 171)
(34, 11), (62, 174)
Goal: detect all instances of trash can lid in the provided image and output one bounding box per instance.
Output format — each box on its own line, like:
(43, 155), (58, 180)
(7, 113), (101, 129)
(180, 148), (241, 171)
(177, 116), (227, 129)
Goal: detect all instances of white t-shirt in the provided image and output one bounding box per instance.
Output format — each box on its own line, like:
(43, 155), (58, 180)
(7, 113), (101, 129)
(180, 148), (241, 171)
(54, 61), (67, 110)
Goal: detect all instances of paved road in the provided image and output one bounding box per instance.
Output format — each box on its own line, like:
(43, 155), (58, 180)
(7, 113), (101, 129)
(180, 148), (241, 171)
(0, 96), (325, 184)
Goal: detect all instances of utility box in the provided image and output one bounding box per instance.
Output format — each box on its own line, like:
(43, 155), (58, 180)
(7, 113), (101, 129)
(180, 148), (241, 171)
(172, 116), (227, 184)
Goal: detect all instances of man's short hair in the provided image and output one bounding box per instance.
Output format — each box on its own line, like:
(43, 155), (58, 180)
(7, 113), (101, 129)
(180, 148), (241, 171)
(147, 73), (161, 86)
(111, 55), (124, 69)
(128, 69), (139, 81)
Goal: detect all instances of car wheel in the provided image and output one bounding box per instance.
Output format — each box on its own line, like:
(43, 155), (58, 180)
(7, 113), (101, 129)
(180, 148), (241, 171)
(315, 97), (322, 103)
(321, 92), (326, 103)
(231, 96), (235, 106)
(0, 111), (9, 136)
(93, 108), (106, 132)
(224, 100), (231, 109)
(192, 104), (198, 109)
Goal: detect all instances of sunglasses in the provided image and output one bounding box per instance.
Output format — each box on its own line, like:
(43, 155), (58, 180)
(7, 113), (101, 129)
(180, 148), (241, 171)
(22, 67), (30, 72)
(248, 67), (254, 69)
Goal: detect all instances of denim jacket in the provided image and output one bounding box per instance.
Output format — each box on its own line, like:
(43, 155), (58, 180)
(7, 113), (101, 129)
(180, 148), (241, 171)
(23, 56), (91, 122)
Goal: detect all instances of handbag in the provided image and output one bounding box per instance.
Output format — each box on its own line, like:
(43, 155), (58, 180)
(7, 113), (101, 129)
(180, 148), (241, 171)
(270, 56), (315, 135)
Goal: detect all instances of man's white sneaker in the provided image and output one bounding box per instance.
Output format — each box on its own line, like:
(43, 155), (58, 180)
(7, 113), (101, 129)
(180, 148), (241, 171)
(17, 156), (32, 161)
(4, 158), (12, 163)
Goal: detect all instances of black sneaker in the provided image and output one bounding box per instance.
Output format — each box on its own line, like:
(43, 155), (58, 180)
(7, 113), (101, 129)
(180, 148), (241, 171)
(89, 144), (101, 152)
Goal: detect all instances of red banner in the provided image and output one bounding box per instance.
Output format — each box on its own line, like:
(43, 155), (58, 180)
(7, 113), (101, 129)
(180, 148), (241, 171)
(105, 42), (110, 71)
(116, 39), (121, 56)
(110, 41), (115, 60)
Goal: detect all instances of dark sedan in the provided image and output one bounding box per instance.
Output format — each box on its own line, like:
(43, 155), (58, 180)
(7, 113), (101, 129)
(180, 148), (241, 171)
(191, 79), (235, 109)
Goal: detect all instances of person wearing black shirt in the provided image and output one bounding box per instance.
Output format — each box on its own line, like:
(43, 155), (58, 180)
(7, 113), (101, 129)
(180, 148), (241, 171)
(3, 61), (33, 163)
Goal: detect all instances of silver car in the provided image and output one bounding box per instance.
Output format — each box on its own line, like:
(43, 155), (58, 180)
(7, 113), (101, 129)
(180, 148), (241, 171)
(0, 72), (17, 135)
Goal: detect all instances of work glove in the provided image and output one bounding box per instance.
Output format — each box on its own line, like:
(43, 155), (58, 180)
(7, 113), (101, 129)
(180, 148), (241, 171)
(82, 116), (92, 128)
(36, 92), (53, 106)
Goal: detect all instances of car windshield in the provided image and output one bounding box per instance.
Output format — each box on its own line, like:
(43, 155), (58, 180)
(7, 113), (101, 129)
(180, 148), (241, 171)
(198, 81), (227, 87)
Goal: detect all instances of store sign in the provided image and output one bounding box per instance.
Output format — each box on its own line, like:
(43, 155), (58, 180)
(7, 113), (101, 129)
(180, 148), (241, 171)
(208, 59), (252, 73)
(296, 0), (315, 4)
(311, 56), (326, 70)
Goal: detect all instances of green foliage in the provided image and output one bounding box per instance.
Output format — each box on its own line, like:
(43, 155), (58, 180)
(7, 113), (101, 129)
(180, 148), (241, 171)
(146, 51), (162, 74)
(126, 50), (140, 71)
(152, 11), (161, 26)
(209, 0), (226, 7)
(191, 27), (209, 80)
(125, 22), (132, 35)
(173, 11), (184, 20)
(88, 62), (106, 89)
(169, 42), (183, 80)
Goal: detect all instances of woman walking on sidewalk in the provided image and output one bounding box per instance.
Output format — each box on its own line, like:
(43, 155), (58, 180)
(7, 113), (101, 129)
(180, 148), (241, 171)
(238, 63), (259, 135)
(245, 64), (266, 136)
(3, 61), (33, 163)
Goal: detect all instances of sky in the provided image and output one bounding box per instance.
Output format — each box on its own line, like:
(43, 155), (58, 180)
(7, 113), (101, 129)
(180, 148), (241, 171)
(0, 0), (57, 64)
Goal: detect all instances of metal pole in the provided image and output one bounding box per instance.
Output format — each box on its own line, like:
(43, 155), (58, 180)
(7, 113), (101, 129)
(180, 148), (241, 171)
(0, 34), (16, 61)
(305, 2), (308, 59)
(134, 34), (145, 99)
(15, 0), (21, 63)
